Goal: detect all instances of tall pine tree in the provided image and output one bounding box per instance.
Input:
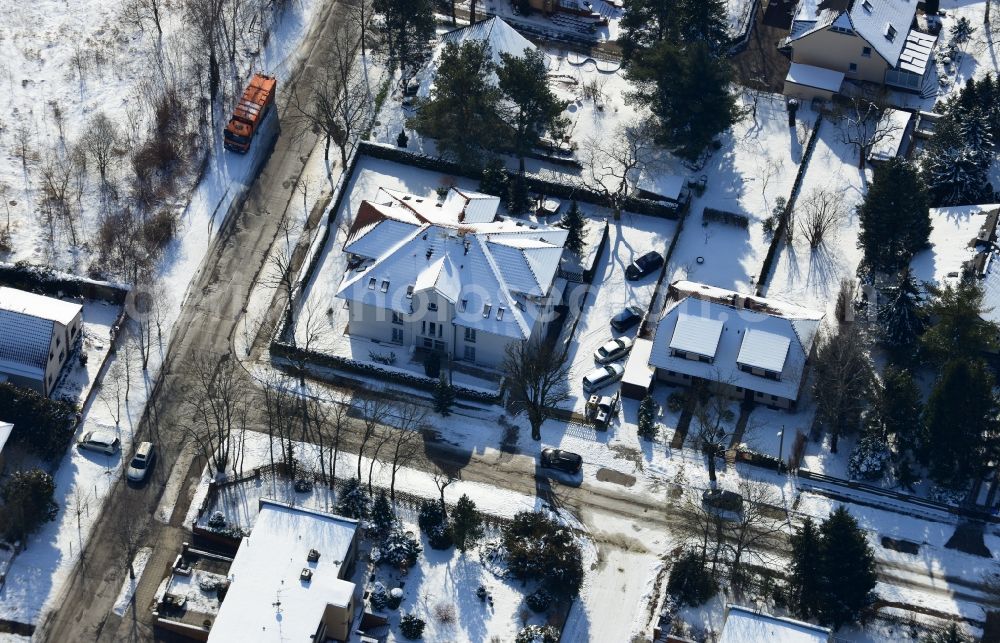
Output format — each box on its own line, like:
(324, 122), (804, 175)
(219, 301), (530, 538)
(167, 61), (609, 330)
(637, 394), (657, 440)
(497, 49), (569, 174)
(434, 373), (455, 416)
(789, 516), (824, 620)
(877, 267), (926, 363)
(857, 158), (931, 273)
(921, 114), (994, 206)
(818, 506), (877, 629)
(450, 494), (484, 553)
(921, 280), (999, 363)
(560, 201), (587, 257)
(923, 358), (999, 487)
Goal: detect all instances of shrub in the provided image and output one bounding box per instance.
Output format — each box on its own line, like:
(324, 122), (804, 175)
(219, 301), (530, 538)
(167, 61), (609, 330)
(370, 582), (390, 610)
(427, 523), (454, 550)
(381, 527), (421, 568)
(433, 602), (456, 623)
(667, 549), (716, 606)
(0, 383), (77, 461)
(525, 588), (553, 612)
(1, 468), (59, 541)
(143, 209), (177, 251)
(423, 351), (441, 378)
(400, 613), (426, 639)
(503, 511), (584, 598)
(371, 490), (396, 536)
(515, 624), (560, 643)
(418, 500), (445, 532)
(666, 390), (686, 413)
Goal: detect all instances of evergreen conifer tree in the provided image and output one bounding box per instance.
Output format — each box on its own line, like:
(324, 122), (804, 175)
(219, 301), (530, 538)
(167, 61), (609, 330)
(869, 366), (923, 460)
(818, 507), (877, 628)
(921, 280), (999, 363)
(433, 373), (455, 416)
(922, 115), (993, 206)
(637, 394), (657, 440)
(923, 358), (999, 487)
(561, 201), (587, 257)
(877, 268), (926, 363)
(336, 477), (370, 519)
(789, 516), (824, 620)
(857, 159), (931, 273)
(371, 490), (396, 536)
(450, 494), (484, 552)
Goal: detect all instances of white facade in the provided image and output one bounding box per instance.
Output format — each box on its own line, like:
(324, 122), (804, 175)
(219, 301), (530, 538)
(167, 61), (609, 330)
(337, 187), (568, 370)
(0, 287), (83, 396)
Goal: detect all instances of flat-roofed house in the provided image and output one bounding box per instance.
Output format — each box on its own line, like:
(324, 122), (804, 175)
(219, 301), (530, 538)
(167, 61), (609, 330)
(0, 287), (83, 396)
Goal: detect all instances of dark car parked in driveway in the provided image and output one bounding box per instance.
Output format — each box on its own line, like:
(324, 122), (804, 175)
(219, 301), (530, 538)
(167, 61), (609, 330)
(625, 251), (664, 281)
(610, 305), (643, 332)
(540, 448), (583, 474)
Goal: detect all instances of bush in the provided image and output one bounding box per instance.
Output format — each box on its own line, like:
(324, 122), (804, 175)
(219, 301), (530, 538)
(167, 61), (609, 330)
(381, 527), (422, 568)
(503, 511), (584, 598)
(515, 624), (560, 643)
(525, 588), (553, 612)
(666, 390), (686, 413)
(427, 523), (454, 550)
(423, 351), (441, 378)
(0, 382), (77, 461)
(335, 478), (369, 519)
(848, 432), (891, 481)
(370, 582), (390, 610)
(400, 613), (426, 639)
(143, 209), (177, 251)
(667, 549), (716, 606)
(1, 468), (59, 541)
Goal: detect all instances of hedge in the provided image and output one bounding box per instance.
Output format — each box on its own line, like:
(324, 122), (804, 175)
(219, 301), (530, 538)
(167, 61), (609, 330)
(702, 207), (749, 229)
(0, 382), (78, 461)
(0, 261), (129, 304)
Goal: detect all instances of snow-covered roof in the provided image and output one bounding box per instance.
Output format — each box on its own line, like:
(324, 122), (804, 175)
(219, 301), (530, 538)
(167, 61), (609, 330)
(669, 314), (724, 359)
(636, 173), (685, 202)
(785, 62), (844, 93)
(0, 287), (82, 327)
(440, 17), (536, 69)
(720, 605), (831, 643)
(208, 500), (359, 643)
(622, 337), (654, 390)
(650, 284), (823, 401)
(867, 109), (911, 162)
(338, 188), (567, 339)
(789, 0), (918, 66)
(0, 421), (13, 455)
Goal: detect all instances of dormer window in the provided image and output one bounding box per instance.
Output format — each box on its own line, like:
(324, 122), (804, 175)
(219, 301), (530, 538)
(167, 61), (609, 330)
(885, 24), (897, 41)
(496, 307), (505, 320)
(406, 285), (414, 299)
(483, 304), (492, 318)
(428, 302), (438, 311)
(380, 279), (390, 293)
(459, 299), (468, 312)
(368, 277), (377, 290)
(862, 0), (872, 12)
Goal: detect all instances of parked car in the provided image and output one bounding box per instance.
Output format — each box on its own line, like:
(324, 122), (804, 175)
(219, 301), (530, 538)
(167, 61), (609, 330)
(625, 251), (664, 280)
(583, 363), (625, 393)
(594, 336), (634, 364)
(610, 306), (643, 332)
(126, 441), (156, 482)
(540, 448), (583, 474)
(77, 431), (121, 456)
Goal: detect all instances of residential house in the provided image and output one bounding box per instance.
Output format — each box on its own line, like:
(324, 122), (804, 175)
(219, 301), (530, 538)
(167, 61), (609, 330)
(783, 0), (936, 100)
(337, 187), (568, 370)
(648, 281), (823, 409)
(719, 604), (833, 642)
(0, 287), (83, 397)
(207, 500), (361, 643)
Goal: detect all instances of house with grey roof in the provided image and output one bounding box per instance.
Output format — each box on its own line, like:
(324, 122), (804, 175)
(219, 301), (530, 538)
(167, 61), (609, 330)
(0, 287), (82, 396)
(648, 281), (823, 409)
(337, 187), (568, 369)
(782, 0), (936, 100)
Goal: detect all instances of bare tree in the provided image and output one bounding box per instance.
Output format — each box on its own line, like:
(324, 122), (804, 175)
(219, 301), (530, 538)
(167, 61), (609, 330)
(123, 0), (165, 37)
(260, 370), (296, 471)
(80, 112), (121, 186)
(183, 354), (251, 474)
(431, 465), (458, 520)
(501, 339), (571, 441)
(98, 359), (128, 427)
(388, 402), (427, 502)
(38, 146), (77, 245)
(356, 394), (391, 480)
(579, 119), (663, 220)
(184, 0), (226, 107)
(811, 324), (873, 453)
(324, 399), (353, 488)
(840, 93), (901, 170)
(290, 19), (369, 168)
(13, 124), (34, 173)
(796, 188), (846, 250)
(725, 479), (785, 590)
(347, 0), (375, 58)
(690, 378), (737, 490)
(113, 493), (149, 625)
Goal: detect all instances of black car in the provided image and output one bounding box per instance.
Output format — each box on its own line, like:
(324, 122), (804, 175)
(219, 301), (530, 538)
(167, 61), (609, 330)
(625, 251), (664, 281)
(540, 448), (583, 474)
(610, 305), (643, 332)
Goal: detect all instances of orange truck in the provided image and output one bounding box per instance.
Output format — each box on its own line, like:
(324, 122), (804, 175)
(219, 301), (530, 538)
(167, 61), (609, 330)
(223, 73), (277, 153)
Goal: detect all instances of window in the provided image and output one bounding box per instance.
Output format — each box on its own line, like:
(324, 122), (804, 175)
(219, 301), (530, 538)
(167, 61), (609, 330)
(861, 0), (872, 12)
(433, 340), (445, 351)
(849, 63), (858, 72)
(483, 304), (492, 318)
(459, 299), (468, 312)
(368, 277), (377, 290)
(464, 345), (476, 361)
(380, 279), (390, 293)
(885, 24), (897, 41)
(496, 307), (505, 321)
(392, 328), (404, 343)
(392, 311), (403, 325)
(830, 25), (853, 35)
(59, 349), (64, 361)
(862, 46), (872, 58)
(464, 328), (477, 343)
(56, 337), (61, 347)
(770, 395), (779, 402)
(428, 302), (438, 311)
(406, 285), (414, 299)
(421, 321), (426, 334)
(428, 322), (437, 336)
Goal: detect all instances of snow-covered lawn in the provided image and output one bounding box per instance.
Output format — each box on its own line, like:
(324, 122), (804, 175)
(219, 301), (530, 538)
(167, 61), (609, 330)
(558, 211), (678, 414)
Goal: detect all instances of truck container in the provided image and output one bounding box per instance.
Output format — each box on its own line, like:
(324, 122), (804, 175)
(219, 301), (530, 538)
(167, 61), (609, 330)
(224, 73), (276, 153)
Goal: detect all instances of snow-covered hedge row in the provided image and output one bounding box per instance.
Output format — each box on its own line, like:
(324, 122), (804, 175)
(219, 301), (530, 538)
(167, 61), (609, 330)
(270, 340), (503, 404)
(0, 261), (130, 304)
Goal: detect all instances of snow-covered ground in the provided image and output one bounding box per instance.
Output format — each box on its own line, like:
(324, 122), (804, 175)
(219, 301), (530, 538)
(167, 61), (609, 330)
(0, 0), (323, 628)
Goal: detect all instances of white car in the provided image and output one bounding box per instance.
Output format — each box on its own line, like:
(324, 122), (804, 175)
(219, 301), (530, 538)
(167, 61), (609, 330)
(582, 363), (625, 393)
(126, 441), (156, 482)
(77, 430), (120, 456)
(593, 337), (634, 364)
